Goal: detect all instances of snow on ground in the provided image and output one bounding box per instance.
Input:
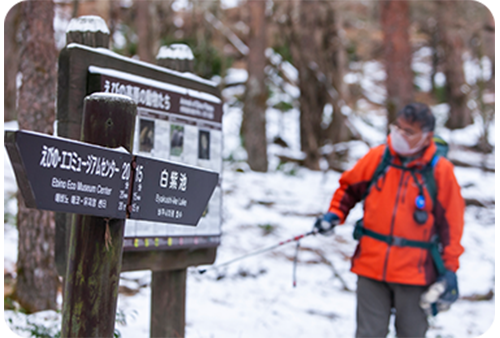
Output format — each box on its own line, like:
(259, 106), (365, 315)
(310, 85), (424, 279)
(3, 104), (496, 337)
(122, 166), (495, 338)
(2, 38), (496, 336)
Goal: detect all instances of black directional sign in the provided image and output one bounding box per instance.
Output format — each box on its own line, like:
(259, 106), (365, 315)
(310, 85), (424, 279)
(5, 130), (131, 218)
(128, 156), (218, 226)
(5, 130), (218, 226)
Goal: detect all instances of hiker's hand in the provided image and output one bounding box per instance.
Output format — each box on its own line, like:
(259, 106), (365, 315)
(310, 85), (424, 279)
(420, 270), (458, 316)
(314, 212), (340, 235)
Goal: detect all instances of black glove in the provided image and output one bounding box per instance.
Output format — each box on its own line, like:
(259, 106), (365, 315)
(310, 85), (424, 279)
(314, 212), (340, 235)
(420, 269), (459, 316)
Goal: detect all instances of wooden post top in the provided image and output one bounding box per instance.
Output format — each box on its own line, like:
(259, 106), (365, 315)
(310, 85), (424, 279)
(66, 15), (110, 48)
(156, 44), (195, 73)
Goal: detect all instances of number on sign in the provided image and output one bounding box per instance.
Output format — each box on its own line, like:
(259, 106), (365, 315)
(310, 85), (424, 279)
(135, 165), (144, 183)
(121, 162), (130, 180)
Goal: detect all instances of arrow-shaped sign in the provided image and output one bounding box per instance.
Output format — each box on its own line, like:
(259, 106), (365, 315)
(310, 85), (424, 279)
(4, 130), (218, 226)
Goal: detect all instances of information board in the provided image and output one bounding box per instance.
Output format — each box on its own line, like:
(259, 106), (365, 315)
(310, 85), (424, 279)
(53, 44), (222, 251)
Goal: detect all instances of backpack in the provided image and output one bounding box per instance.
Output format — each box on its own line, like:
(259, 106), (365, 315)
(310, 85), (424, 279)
(433, 135), (449, 158)
(353, 136), (449, 276)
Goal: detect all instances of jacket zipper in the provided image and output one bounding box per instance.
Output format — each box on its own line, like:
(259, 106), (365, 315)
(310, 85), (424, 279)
(418, 229), (428, 274)
(382, 169), (406, 281)
(401, 174), (411, 205)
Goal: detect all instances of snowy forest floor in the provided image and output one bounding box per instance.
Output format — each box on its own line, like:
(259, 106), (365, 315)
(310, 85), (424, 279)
(2, 47), (497, 338)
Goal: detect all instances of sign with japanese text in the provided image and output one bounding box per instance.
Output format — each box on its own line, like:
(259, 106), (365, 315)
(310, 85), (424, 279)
(57, 43), (223, 257)
(128, 155), (218, 226)
(88, 66), (223, 125)
(86, 62), (223, 250)
(4, 130), (218, 226)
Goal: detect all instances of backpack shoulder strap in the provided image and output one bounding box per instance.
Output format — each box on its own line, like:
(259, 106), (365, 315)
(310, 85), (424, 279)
(422, 154), (440, 206)
(362, 145), (392, 201)
(364, 146), (441, 206)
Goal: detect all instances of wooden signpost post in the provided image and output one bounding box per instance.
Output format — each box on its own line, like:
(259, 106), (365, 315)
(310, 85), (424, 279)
(6, 15), (224, 338)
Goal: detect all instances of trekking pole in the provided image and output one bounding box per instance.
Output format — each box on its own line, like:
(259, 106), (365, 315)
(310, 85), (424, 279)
(292, 240), (301, 287)
(198, 229), (318, 274)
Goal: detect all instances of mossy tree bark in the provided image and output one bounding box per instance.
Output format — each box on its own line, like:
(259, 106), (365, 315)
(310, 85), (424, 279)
(15, 0), (59, 313)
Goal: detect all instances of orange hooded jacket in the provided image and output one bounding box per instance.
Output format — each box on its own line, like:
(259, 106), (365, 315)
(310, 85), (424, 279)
(328, 136), (465, 286)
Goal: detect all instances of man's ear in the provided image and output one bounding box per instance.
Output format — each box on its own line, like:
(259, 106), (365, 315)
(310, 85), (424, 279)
(425, 131), (434, 146)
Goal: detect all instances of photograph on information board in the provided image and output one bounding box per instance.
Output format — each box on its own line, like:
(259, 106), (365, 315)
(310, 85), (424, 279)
(170, 124), (184, 157)
(198, 130), (210, 160)
(139, 118), (154, 153)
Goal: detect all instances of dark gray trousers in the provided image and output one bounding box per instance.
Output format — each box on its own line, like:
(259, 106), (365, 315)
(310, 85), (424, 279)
(356, 276), (429, 338)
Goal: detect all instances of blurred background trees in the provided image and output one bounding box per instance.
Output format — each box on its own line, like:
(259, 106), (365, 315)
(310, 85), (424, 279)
(241, 0), (268, 172)
(5, 0), (493, 169)
(276, 0), (352, 170)
(4, 4), (20, 123)
(381, 0), (414, 125)
(3, 0), (495, 311)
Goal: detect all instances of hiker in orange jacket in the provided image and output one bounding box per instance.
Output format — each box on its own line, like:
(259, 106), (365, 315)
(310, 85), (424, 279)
(315, 103), (465, 338)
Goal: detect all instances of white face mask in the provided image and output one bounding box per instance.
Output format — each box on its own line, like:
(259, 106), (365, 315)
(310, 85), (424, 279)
(390, 126), (428, 156)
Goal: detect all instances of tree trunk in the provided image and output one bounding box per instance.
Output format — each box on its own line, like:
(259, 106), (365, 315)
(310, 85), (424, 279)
(436, 0), (472, 129)
(323, 2), (352, 146)
(242, 0), (268, 172)
(296, 65), (324, 170)
(430, 28), (440, 97)
(156, 0), (177, 41)
(283, 0), (347, 170)
(16, 0), (59, 313)
(136, 0), (154, 63)
(296, 1), (325, 171)
(472, 4), (494, 153)
(150, 0), (177, 57)
(483, 8), (495, 91)
(380, 0), (414, 125)
(4, 4), (21, 122)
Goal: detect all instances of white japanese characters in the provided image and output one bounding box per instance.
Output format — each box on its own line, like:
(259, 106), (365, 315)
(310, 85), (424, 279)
(43, 140), (193, 219)
(40, 144), (120, 179)
(154, 169), (188, 219)
(159, 169), (188, 192)
(104, 79), (171, 111)
(40, 143), (126, 212)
